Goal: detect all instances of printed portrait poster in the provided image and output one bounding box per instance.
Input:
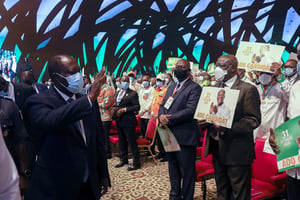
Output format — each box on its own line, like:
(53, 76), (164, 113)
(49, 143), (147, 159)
(157, 126), (181, 152)
(236, 41), (285, 72)
(194, 87), (240, 129)
(274, 115), (300, 172)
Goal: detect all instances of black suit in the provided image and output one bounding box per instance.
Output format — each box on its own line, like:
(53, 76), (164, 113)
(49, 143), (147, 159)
(25, 87), (110, 200)
(204, 78), (261, 200)
(159, 79), (202, 200)
(13, 83), (38, 174)
(115, 88), (140, 166)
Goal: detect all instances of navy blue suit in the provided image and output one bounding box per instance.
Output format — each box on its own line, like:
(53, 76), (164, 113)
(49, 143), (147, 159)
(159, 79), (202, 200)
(25, 87), (109, 200)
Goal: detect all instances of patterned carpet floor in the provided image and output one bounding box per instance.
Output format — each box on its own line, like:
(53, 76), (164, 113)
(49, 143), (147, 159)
(101, 155), (217, 200)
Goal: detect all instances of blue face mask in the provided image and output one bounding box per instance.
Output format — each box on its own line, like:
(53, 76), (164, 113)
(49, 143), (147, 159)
(156, 80), (163, 87)
(121, 81), (129, 90)
(283, 68), (295, 77)
(297, 62), (300, 76)
(142, 81), (150, 88)
(0, 90), (8, 97)
(57, 72), (84, 94)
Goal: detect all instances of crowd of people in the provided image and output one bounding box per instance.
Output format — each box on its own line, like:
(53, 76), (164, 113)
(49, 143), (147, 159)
(0, 42), (299, 200)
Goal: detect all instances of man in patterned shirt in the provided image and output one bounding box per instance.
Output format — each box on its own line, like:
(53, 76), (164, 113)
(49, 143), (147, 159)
(97, 77), (115, 159)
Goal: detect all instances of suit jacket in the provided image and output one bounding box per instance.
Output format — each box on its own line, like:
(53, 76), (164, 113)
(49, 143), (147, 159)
(204, 79), (261, 165)
(13, 82), (36, 114)
(158, 79), (202, 146)
(25, 87), (110, 200)
(115, 88), (140, 128)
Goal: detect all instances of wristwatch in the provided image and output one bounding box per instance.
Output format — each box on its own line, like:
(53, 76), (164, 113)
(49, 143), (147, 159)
(20, 169), (32, 177)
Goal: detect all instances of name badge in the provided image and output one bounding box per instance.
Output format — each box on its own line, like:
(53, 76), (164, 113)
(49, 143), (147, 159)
(164, 96), (174, 110)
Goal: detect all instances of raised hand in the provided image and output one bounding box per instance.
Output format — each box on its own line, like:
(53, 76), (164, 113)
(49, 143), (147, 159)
(88, 67), (107, 101)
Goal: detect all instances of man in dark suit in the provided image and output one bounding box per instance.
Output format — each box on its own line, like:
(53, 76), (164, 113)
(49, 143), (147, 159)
(158, 59), (202, 200)
(21, 70), (48, 94)
(114, 75), (141, 171)
(0, 76), (36, 195)
(203, 55), (261, 200)
(25, 55), (110, 200)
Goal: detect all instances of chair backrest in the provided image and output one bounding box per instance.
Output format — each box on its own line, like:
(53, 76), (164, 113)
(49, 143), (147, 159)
(252, 138), (279, 182)
(145, 119), (157, 141)
(200, 129), (213, 163)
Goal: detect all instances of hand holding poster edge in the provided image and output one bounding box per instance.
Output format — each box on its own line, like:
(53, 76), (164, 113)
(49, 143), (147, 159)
(157, 126), (181, 152)
(194, 87), (240, 129)
(274, 115), (300, 172)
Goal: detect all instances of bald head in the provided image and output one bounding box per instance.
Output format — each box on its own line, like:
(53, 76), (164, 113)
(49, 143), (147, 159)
(175, 59), (191, 70)
(21, 71), (35, 85)
(48, 55), (81, 96)
(48, 55), (80, 79)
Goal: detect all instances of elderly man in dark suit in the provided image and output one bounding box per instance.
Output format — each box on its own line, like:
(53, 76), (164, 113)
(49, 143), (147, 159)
(25, 55), (110, 200)
(158, 59), (202, 200)
(203, 54), (261, 200)
(114, 75), (141, 171)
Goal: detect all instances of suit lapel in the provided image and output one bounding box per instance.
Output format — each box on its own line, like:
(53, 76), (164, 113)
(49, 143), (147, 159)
(119, 89), (130, 105)
(172, 79), (191, 101)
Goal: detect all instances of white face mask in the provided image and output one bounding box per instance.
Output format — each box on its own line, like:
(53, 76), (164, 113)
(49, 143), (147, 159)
(214, 67), (228, 82)
(259, 73), (272, 85)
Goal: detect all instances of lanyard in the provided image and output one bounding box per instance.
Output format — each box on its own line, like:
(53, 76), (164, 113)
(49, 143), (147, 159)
(261, 84), (274, 100)
(172, 78), (190, 96)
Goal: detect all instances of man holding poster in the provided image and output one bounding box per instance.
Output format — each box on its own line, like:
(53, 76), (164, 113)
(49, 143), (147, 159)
(202, 54), (261, 200)
(269, 43), (300, 200)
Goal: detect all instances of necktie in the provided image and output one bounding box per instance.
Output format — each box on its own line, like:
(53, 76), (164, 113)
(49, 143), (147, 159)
(117, 90), (125, 106)
(67, 98), (89, 182)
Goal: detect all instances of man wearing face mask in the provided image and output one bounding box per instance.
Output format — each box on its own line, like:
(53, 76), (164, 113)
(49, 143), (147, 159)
(114, 76), (122, 92)
(268, 46), (300, 200)
(201, 55), (261, 200)
(253, 66), (288, 142)
(138, 75), (154, 138)
(158, 59), (202, 200)
(25, 55), (110, 200)
(280, 59), (299, 93)
(114, 75), (141, 171)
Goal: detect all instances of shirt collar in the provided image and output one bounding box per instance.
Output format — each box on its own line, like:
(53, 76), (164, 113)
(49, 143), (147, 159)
(224, 75), (237, 88)
(54, 86), (75, 102)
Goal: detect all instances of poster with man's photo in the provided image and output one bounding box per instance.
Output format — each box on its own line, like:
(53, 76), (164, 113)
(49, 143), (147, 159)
(194, 87), (240, 129)
(274, 116), (300, 172)
(235, 41), (285, 71)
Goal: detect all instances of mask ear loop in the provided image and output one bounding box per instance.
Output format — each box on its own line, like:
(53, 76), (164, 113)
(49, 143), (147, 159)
(54, 73), (69, 88)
